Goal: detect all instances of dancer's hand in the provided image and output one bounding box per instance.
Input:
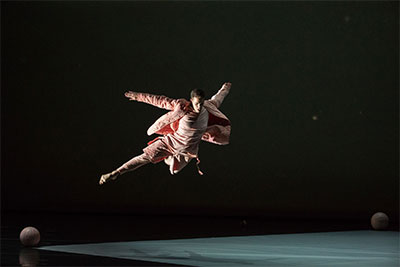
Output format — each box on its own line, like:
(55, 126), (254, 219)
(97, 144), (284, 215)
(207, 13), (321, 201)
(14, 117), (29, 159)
(223, 82), (232, 89)
(125, 91), (137, 101)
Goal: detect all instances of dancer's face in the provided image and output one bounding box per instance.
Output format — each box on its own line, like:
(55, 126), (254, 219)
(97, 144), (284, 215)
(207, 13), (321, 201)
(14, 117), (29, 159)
(191, 96), (204, 113)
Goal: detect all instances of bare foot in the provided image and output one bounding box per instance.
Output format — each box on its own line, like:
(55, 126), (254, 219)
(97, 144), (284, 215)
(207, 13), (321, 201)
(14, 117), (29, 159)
(99, 171), (119, 185)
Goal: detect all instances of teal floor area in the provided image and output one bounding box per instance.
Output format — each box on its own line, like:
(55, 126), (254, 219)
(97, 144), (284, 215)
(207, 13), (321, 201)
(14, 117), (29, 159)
(38, 230), (399, 266)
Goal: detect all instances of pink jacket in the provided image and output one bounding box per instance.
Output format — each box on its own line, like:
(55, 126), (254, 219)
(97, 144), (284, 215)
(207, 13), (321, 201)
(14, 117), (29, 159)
(130, 84), (231, 145)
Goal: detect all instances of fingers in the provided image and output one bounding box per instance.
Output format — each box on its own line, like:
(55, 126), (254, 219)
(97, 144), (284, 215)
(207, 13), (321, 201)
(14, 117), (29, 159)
(223, 82), (232, 88)
(124, 91), (136, 100)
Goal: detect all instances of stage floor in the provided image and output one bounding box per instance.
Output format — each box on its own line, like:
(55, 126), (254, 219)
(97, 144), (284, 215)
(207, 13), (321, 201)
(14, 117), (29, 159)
(38, 231), (399, 266)
(2, 212), (399, 266)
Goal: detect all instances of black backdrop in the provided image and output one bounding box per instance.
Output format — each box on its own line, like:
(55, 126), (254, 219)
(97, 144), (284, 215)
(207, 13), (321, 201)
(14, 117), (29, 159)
(2, 2), (398, 220)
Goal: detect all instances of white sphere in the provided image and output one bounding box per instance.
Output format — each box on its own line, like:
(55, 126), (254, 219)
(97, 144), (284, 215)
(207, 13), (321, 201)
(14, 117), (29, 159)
(20, 226), (41, 246)
(371, 212), (389, 230)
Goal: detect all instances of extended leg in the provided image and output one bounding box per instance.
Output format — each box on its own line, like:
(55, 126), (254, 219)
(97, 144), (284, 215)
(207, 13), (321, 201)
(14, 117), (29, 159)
(99, 139), (173, 185)
(99, 153), (151, 185)
(115, 153), (151, 175)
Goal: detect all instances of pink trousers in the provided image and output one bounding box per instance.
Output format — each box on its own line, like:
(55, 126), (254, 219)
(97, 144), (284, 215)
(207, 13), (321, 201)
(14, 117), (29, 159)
(114, 139), (193, 175)
(115, 153), (152, 175)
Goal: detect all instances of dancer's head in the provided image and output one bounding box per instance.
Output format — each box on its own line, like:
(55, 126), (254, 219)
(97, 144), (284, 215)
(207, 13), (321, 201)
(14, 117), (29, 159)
(190, 89), (205, 113)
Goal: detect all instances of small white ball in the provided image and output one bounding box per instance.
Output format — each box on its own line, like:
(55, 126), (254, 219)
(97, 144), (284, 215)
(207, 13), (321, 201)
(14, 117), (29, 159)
(371, 212), (389, 230)
(20, 226), (41, 247)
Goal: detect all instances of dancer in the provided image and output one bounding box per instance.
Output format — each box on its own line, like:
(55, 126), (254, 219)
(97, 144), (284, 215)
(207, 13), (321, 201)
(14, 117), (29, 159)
(99, 82), (232, 185)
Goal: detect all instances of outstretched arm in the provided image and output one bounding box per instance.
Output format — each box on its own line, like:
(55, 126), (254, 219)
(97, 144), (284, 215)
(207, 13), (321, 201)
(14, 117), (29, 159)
(125, 91), (180, 110)
(208, 82), (231, 108)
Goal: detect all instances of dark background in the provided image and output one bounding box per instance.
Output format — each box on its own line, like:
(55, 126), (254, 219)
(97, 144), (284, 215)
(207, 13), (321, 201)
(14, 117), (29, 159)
(2, 2), (398, 221)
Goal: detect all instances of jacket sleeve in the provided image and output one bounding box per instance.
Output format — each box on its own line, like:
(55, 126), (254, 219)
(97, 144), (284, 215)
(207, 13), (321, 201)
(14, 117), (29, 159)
(130, 92), (181, 110)
(208, 83), (231, 108)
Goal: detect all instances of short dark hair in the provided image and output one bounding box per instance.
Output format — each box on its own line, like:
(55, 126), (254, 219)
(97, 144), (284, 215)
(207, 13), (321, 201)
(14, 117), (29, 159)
(190, 89), (205, 100)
